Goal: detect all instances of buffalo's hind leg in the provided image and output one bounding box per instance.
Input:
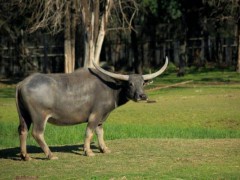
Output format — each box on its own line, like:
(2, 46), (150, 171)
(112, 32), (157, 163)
(18, 118), (31, 161)
(31, 115), (58, 160)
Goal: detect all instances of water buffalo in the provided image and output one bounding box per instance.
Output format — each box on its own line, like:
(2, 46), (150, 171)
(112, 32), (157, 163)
(16, 57), (168, 160)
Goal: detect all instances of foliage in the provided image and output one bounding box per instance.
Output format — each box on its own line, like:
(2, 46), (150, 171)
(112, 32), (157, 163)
(141, 0), (158, 15)
(202, 0), (239, 37)
(0, 2), (22, 39)
(141, 0), (182, 20)
(1, 0), (240, 75)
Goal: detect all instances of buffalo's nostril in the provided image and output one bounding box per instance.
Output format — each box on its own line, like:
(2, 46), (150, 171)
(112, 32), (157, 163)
(139, 94), (147, 100)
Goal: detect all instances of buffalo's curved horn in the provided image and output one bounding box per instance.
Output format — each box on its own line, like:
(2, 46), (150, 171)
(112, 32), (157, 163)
(142, 57), (168, 80)
(93, 61), (129, 81)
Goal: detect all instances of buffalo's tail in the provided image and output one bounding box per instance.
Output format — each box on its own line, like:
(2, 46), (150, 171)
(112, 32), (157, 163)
(16, 83), (33, 160)
(16, 83), (32, 135)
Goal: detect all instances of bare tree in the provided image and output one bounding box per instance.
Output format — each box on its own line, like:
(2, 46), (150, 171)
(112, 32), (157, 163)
(21, 0), (138, 72)
(25, 0), (78, 73)
(81, 0), (112, 68)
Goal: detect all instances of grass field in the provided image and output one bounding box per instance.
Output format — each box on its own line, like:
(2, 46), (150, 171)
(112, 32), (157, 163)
(0, 68), (240, 179)
(0, 139), (239, 179)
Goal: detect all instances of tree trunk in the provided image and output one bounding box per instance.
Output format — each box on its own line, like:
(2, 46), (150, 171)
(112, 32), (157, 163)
(70, 0), (77, 72)
(94, 0), (112, 65)
(82, 0), (96, 68)
(64, 1), (72, 73)
(237, 1), (240, 73)
(83, 11), (95, 68)
(237, 20), (240, 73)
(131, 21), (142, 74)
(216, 33), (223, 65)
(64, 1), (76, 73)
(82, 0), (112, 68)
(149, 23), (157, 67)
(43, 33), (50, 73)
(75, 23), (84, 68)
(177, 39), (187, 77)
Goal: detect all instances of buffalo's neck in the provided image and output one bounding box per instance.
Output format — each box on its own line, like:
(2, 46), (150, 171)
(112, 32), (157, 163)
(85, 69), (129, 108)
(115, 86), (129, 107)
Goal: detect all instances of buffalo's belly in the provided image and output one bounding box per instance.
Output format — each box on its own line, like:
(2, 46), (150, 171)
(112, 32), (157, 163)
(47, 113), (88, 126)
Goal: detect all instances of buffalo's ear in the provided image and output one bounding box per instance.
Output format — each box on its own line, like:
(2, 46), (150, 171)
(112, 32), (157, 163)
(144, 80), (153, 86)
(115, 79), (124, 86)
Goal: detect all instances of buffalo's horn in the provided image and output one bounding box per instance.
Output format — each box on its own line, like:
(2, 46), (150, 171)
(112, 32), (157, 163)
(142, 57), (168, 80)
(93, 56), (168, 81)
(93, 61), (129, 81)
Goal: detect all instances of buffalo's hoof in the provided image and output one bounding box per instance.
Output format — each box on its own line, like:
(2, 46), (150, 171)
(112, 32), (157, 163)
(100, 147), (111, 154)
(49, 156), (59, 160)
(85, 150), (95, 157)
(48, 154), (59, 160)
(21, 154), (32, 161)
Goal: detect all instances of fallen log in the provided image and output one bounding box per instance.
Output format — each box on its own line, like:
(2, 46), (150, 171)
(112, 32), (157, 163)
(140, 80), (193, 103)
(146, 80), (193, 92)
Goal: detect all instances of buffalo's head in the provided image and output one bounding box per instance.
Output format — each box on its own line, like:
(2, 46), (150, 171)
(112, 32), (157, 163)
(93, 57), (168, 102)
(125, 74), (147, 102)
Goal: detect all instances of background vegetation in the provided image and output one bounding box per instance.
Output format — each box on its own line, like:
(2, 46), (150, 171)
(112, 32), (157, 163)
(0, 0), (240, 76)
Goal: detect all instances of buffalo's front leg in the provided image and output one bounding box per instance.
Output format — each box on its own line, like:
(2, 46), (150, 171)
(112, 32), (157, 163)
(95, 125), (111, 154)
(84, 126), (95, 157)
(84, 114), (98, 157)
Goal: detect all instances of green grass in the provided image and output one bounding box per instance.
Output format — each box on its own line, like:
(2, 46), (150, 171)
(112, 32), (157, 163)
(0, 70), (240, 146)
(0, 69), (240, 179)
(1, 81), (240, 148)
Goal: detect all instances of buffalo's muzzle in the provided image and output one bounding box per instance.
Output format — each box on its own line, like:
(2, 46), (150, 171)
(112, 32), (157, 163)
(136, 93), (148, 101)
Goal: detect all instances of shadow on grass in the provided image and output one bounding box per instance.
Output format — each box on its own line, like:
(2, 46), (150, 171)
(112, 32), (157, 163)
(0, 143), (99, 161)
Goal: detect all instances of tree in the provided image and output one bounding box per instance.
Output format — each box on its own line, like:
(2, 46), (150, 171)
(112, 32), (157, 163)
(21, 0), (138, 73)
(237, 0), (240, 72)
(64, 0), (78, 73)
(81, 0), (112, 68)
(0, 1), (34, 76)
(81, 0), (138, 68)
(202, 0), (240, 72)
(25, 0), (78, 73)
(139, 0), (185, 70)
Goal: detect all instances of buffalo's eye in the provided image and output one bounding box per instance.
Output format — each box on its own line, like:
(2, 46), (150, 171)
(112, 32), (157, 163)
(129, 82), (134, 87)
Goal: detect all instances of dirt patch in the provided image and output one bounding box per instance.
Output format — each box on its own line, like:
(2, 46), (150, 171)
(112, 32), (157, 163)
(204, 119), (240, 130)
